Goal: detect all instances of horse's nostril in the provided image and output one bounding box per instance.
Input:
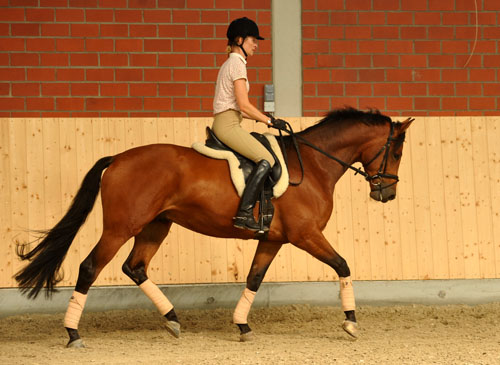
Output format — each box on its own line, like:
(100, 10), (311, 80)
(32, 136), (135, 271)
(388, 194), (396, 201)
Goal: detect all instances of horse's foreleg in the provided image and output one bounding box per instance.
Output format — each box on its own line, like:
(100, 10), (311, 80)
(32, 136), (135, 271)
(122, 219), (181, 338)
(234, 241), (282, 341)
(65, 231), (130, 348)
(291, 230), (358, 338)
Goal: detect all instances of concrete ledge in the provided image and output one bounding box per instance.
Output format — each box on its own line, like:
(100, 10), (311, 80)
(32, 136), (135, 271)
(1, 279), (499, 318)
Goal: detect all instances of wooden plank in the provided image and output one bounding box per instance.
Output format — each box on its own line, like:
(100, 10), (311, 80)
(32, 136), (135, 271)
(409, 118), (434, 279)
(455, 117), (481, 278)
(396, 125), (419, 280)
(383, 193), (402, 280)
(485, 116), (500, 277)
(367, 182), (388, 281)
(470, 117), (496, 278)
(9, 119), (29, 282)
(25, 118), (45, 251)
(425, 117), (449, 279)
(59, 118), (79, 286)
(42, 119), (62, 229)
(440, 117), (465, 278)
(0, 120), (13, 287)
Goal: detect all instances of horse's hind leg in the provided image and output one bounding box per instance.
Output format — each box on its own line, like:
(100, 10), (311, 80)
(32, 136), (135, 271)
(233, 240), (282, 341)
(64, 230), (130, 348)
(121, 218), (181, 338)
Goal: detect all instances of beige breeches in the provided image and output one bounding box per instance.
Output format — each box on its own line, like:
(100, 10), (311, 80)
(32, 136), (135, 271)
(212, 110), (275, 166)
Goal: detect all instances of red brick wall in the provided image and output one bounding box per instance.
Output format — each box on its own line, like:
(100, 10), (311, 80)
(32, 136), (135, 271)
(0, 0), (271, 117)
(2, 1), (499, 117)
(303, 0), (500, 116)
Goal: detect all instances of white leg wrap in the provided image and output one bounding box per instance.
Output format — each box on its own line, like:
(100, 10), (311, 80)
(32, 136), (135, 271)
(339, 276), (356, 311)
(233, 288), (256, 324)
(63, 291), (88, 329)
(139, 279), (173, 316)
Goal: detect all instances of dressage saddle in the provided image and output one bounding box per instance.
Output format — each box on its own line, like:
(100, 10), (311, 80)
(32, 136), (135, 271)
(204, 127), (282, 238)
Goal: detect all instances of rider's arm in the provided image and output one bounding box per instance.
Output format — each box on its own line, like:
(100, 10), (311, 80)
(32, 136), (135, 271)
(234, 78), (272, 126)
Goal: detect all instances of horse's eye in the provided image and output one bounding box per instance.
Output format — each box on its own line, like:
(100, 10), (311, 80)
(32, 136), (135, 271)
(393, 153), (401, 160)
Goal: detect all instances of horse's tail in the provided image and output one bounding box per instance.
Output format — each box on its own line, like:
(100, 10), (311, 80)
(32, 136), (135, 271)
(14, 156), (114, 299)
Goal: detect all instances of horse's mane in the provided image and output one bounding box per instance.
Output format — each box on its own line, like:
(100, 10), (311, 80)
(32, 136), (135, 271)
(301, 107), (392, 134)
(279, 107), (396, 149)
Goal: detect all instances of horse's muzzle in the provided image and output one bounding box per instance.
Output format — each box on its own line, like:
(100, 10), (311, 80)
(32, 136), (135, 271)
(370, 186), (396, 203)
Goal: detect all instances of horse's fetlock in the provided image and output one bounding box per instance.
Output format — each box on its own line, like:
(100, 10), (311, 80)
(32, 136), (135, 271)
(237, 323), (252, 334)
(165, 308), (179, 323)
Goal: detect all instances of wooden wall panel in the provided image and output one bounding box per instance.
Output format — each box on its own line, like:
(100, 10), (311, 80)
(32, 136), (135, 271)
(1, 117), (500, 290)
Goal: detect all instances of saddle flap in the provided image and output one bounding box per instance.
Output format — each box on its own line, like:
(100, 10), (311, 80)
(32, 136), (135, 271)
(250, 132), (282, 185)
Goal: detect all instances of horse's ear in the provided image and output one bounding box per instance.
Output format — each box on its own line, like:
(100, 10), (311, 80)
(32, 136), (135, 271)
(399, 117), (414, 132)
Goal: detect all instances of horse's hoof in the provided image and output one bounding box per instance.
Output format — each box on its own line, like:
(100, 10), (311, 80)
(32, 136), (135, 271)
(165, 320), (181, 338)
(66, 338), (85, 348)
(342, 320), (359, 339)
(239, 331), (254, 342)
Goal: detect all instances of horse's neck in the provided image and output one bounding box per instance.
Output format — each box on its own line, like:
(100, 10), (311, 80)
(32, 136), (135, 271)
(298, 123), (372, 188)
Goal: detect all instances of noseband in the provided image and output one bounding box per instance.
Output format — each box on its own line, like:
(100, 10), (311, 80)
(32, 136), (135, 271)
(275, 120), (401, 192)
(359, 121), (399, 192)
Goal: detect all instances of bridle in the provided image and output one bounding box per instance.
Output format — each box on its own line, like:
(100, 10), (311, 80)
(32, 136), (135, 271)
(275, 119), (412, 193)
(359, 121), (399, 191)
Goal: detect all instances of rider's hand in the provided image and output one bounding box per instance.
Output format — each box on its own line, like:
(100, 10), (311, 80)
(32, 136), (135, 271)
(271, 118), (287, 130)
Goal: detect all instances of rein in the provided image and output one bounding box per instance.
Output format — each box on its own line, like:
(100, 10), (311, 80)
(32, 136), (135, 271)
(274, 120), (399, 189)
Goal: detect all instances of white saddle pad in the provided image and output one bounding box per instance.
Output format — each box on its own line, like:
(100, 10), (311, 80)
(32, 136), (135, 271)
(192, 133), (289, 198)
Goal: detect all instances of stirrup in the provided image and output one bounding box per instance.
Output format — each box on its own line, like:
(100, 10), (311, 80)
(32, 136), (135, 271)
(233, 215), (268, 232)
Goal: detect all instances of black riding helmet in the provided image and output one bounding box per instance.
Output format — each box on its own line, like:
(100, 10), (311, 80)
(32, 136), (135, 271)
(226, 17), (264, 58)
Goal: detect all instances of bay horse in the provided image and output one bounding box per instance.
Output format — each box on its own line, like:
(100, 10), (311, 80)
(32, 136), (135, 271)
(15, 107), (413, 347)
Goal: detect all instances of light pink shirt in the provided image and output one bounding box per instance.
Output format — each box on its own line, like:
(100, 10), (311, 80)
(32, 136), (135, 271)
(213, 53), (250, 115)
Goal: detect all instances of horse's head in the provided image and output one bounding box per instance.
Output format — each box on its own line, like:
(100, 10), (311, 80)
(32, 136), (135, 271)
(360, 117), (414, 203)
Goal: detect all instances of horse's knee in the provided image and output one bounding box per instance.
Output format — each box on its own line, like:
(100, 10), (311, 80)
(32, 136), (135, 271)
(122, 260), (148, 285)
(75, 255), (97, 292)
(332, 256), (350, 278)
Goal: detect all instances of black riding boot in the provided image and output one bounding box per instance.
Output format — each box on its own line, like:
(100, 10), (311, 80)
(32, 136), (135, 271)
(233, 160), (272, 231)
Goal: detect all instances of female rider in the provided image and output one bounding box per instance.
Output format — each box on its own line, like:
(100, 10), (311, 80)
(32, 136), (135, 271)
(212, 17), (276, 232)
